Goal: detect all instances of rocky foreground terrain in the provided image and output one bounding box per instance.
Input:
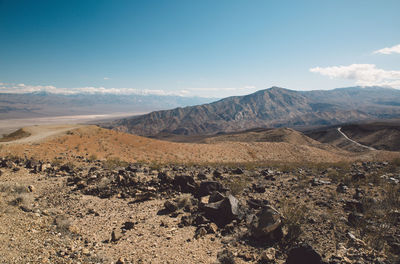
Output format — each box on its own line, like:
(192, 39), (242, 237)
(1, 154), (399, 263)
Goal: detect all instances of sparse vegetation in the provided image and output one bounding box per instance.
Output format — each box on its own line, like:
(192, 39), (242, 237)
(279, 198), (307, 245)
(224, 176), (248, 196)
(103, 157), (129, 170)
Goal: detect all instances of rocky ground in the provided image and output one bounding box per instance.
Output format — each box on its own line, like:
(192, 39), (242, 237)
(0, 155), (399, 263)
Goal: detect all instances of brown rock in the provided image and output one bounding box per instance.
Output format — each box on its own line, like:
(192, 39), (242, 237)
(111, 229), (122, 242)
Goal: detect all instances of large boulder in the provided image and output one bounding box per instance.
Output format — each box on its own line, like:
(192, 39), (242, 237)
(249, 206), (283, 242)
(203, 194), (242, 227)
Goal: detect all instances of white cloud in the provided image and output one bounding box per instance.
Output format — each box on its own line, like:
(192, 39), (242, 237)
(0, 83), (191, 96)
(0, 83), (256, 98)
(373, 44), (400, 55)
(103, 77), (111, 80)
(186, 86), (256, 92)
(310, 64), (400, 88)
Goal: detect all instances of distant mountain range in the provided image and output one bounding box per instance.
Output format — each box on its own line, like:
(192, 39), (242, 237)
(103, 86), (400, 136)
(0, 92), (215, 119)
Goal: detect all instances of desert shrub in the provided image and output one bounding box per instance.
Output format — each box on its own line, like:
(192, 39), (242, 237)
(359, 184), (400, 253)
(9, 193), (33, 210)
(0, 183), (28, 194)
(54, 215), (72, 232)
(391, 157), (400, 167)
(88, 154), (98, 162)
(175, 194), (194, 210)
(280, 199), (307, 245)
(51, 158), (63, 167)
(149, 161), (162, 171)
(225, 176), (248, 196)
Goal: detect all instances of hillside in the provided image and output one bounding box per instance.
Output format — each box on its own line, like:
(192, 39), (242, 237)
(104, 86), (400, 137)
(2, 125), (399, 166)
(305, 120), (400, 151)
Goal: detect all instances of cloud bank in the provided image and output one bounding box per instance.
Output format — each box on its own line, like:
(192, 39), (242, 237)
(310, 64), (400, 88)
(373, 44), (400, 55)
(0, 83), (256, 97)
(0, 83), (190, 96)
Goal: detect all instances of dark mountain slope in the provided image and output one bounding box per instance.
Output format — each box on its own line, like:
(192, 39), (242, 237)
(104, 86), (400, 136)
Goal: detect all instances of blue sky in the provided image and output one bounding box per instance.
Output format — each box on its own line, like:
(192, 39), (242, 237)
(0, 0), (399, 97)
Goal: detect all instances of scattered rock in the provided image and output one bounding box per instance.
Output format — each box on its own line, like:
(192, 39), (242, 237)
(286, 244), (324, 264)
(249, 206), (283, 242)
(122, 221), (135, 230)
(198, 181), (225, 197)
(27, 185), (36, 192)
(259, 247), (276, 263)
(173, 175), (197, 193)
(217, 249), (235, 264)
(111, 229), (122, 242)
(203, 194), (242, 227)
(164, 200), (178, 212)
(336, 183), (348, 193)
(194, 226), (207, 239)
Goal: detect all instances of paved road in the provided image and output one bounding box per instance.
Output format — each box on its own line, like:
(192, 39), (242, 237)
(337, 127), (376, 151)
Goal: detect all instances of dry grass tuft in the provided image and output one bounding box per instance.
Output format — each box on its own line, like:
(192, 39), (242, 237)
(280, 198), (307, 245)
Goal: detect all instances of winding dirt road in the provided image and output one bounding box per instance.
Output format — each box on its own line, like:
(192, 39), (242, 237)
(337, 127), (376, 151)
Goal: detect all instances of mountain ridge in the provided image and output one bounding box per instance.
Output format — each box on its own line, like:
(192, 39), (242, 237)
(104, 86), (400, 136)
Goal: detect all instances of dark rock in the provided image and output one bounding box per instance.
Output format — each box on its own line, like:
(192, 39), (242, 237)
(232, 168), (244, 174)
(60, 164), (74, 173)
(197, 172), (208, 180)
(390, 242), (400, 254)
(252, 184), (266, 193)
(111, 229), (122, 242)
(203, 194), (242, 227)
(353, 188), (364, 200)
(198, 181), (225, 197)
(209, 191), (225, 203)
(347, 212), (364, 227)
(158, 171), (173, 184)
(344, 200), (364, 213)
(247, 198), (269, 209)
(213, 170), (223, 179)
(217, 249), (235, 264)
(194, 215), (208, 226)
(206, 223), (218, 234)
(164, 200), (178, 212)
(173, 175), (197, 193)
(286, 244), (324, 264)
(194, 226), (207, 238)
(179, 215), (192, 227)
(122, 221), (135, 230)
(352, 172), (366, 181)
(336, 183), (348, 193)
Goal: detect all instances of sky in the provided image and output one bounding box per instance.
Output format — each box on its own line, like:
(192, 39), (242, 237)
(0, 0), (399, 98)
